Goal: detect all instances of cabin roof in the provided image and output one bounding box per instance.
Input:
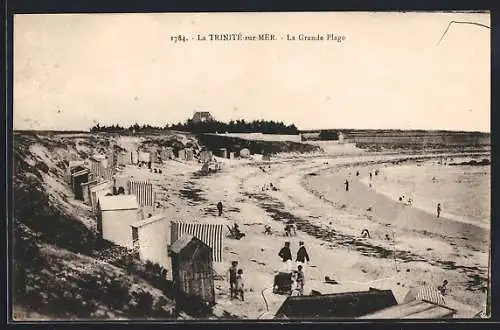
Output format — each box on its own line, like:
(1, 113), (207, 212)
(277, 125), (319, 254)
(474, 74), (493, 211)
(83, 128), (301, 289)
(169, 234), (209, 254)
(131, 214), (168, 229)
(72, 169), (89, 177)
(98, 195), (138, 211)
(358, 300), (457, 319)
(89, 180), (112, 192)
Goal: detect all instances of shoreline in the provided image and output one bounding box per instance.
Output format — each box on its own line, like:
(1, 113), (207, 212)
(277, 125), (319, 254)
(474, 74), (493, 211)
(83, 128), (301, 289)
(301, 156), (489, 252)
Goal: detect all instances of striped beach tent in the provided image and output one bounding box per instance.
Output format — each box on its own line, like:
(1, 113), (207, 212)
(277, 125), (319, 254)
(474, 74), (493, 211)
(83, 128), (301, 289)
(127, 180), (155, 207)
(404, 286), (446, 306)
(170, 221), (224, 262)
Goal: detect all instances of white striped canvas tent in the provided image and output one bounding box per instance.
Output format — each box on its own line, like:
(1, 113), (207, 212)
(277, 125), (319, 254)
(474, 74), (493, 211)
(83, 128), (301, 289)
(170, 221), (224, 262)
(127, 180), (155, 207)
(404, 286), (446, 306)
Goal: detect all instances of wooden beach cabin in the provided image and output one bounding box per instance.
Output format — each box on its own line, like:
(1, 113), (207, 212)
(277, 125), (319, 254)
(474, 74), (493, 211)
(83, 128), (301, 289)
(131, 214), (171, 269)
(169, 234), (215, 315)
(357, 300), (457, 319)
(274, 288), (397, 319)
(97, 195), (140, 249)
(81, 179), (99, 205)
(90, 180), (114, 211)
(67, 163), (86, 185)
(178, 148), (186, 161)
(219, 148), (227, 159)
(170, 221), (224, 263)
(72, 169), (90, 200)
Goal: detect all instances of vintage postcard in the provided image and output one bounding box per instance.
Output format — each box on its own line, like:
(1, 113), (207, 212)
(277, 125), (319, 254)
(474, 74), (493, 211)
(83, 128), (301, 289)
(12, 11), (490, 320)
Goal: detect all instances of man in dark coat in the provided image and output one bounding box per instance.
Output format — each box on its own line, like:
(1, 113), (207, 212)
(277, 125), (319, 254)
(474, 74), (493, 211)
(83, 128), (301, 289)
(345, 179), (349, 191)
(296, 241), (310, 272)
(278, 242), (292, 272)
(217, 201), (223, 216)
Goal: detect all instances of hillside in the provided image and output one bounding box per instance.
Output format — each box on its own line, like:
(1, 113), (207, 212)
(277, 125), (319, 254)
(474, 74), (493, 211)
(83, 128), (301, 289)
(12, 133), (179, 320)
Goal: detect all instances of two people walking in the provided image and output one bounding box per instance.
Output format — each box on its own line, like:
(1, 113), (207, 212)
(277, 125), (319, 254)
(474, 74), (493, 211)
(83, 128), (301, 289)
(279, 241), (310, 272)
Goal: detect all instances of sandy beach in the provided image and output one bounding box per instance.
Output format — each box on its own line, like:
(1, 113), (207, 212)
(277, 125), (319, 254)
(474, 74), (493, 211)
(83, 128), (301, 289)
(18, 134), (490, 319)
(106, 140), (489, 318)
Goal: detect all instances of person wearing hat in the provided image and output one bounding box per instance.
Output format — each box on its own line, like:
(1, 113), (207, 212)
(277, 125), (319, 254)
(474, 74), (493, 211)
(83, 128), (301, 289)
(296, 241), (310, 273)
(278, 242), (293, 272)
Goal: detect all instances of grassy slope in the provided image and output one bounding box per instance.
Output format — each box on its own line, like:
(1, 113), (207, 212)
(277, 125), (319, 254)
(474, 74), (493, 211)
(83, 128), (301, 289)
(12, 133), (177, 320)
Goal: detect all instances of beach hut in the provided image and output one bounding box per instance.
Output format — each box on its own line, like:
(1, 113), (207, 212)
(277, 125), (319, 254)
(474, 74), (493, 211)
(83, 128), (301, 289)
(178, 148), (186, 160)
(81, 179), (99, 205)
(149, 149), (159, 163)
(358, 300), (457, 319)
(219, 148), (227, 159)
(97, 195), (141, 249)
(72, 169), (90, 200)
(107, 151), (116, 168)
(90, 180), (114, 211)
(131, 214), (171, 269)
(185, 149), (194, 161)
(116, 151), (131, 166)
(170, 221), (224, 263)
(239, 148), (250, 158)
(199, 150), (213, 163)
(67, 162), (85, 185)
(131, 150), (139, 164)
(160, 147), (174, 162)
(274, 288), (397, 319)
(169, 235), (215, 314)
(138, 151), (150, 163)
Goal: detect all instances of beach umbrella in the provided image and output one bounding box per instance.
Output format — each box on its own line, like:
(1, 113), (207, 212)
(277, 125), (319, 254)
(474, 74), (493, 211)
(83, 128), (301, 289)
(404, 286), (446, 305)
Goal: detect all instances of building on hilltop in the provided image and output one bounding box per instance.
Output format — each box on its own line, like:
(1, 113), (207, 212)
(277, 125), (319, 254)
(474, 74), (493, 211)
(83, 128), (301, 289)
(192, 111), (214, 123)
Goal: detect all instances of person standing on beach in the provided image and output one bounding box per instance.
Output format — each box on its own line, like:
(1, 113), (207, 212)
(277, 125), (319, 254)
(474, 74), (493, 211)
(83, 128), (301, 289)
(227, 261), (238, 299)
(356, 170), (360, 177)
(279, 242), (293, 272)
(217, 201), (223, 216)
(235, 269), (245, 301)
(345, 179), (349, 192)
(296, 241), (310, 272)
(369, 172), (372, 180)
(437, 203), (442, 218)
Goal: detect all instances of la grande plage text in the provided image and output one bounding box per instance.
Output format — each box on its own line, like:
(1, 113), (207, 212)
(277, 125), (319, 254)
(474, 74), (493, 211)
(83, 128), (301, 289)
(170, 33), (346, 43)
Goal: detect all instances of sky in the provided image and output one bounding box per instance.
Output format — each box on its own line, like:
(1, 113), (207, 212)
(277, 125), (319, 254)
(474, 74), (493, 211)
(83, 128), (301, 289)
(13, 12), (490, 132)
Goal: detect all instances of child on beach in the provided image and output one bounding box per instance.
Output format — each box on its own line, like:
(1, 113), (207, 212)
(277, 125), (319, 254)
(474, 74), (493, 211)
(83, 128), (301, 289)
(235, 269), (245, 301)
(437, 203), (442, 218)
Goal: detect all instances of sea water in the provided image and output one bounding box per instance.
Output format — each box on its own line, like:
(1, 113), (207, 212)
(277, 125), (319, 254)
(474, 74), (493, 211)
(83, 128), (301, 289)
(362, 159), (490, 230)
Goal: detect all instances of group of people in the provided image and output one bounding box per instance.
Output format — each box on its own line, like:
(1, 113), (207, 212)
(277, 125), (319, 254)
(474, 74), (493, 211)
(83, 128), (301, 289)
(278, 241), (310, 272)
(277, 241), (309, 295)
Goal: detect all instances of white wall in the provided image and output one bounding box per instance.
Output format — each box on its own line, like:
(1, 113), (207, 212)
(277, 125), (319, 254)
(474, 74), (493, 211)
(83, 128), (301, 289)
(135, 218), (171, 270)
(102, 208), (140, 249)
